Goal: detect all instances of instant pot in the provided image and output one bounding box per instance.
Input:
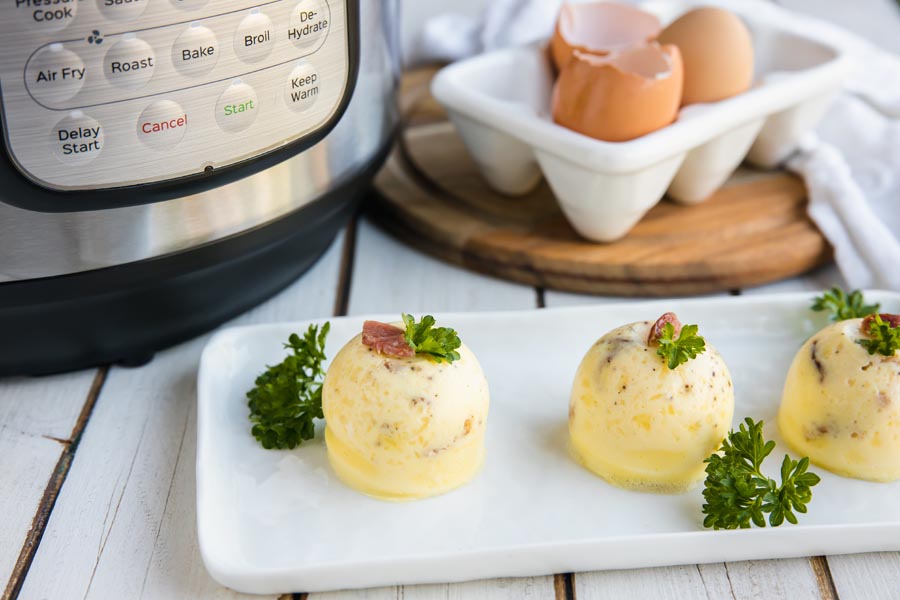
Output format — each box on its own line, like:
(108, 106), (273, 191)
(0, 0), (398, 374)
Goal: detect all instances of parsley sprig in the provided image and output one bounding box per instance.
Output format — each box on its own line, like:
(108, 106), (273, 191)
(811, 287), (880, 322)
(247, 323), (330, 450)
(702, 418), (820, 530)
(402, 314), (461, 363)
(656, 322), (706, 370)
(857, 314), (900, 356)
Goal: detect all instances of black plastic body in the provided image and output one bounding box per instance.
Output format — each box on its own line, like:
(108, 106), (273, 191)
(0, 138), (390, 376)
(0, 0), (360, 213)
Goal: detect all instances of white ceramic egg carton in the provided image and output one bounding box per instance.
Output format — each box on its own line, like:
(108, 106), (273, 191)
(431, 0), (855, 242)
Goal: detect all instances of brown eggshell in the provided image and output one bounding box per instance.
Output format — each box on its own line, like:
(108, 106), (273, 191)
(550, 2), (662, 72)
(658, 7), (754, 105)
(551, 43), (683, 142)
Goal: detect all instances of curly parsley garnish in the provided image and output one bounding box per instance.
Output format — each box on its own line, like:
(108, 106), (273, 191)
(656, 322), (706, 370)
(811, 287), (880, 322)
(247, 322), (330, 450)
(857, 314), (900, 356)
(402, 314), (461, 363)
(702, 418), (820, 530)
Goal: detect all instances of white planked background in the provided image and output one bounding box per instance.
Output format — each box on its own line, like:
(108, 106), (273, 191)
(3, 0), (900, 598)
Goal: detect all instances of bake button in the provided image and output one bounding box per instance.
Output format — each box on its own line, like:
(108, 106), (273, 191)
(215, 80), (259, 132)
(19, 0), (77, 32)
(25, 43), (86, 104)
(284, 62), (320, 112)
(172, 23), (219, 77)
(104, 34), (156, 89)
(137, 100), (188, 149)
(288, 0), (329, 49)
(234, 10), (275, 63)
(51, 111), (103, 165)
(170, 0), (209, 10)
(97, 0), (148, 21)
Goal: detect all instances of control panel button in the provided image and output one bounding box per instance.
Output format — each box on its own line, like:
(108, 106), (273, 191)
(97, 0), (148, 21)
(284, 62), (320, 112)
(215, 80), (259, 132)
(14, 0), (77, 32)
(26, 44), (86, 104)
(172, 23), (219, 77)
(138, 100), (188, 149)
(104, 34), (156, 89)
(234, 11), (275, 63)
(52, 111), (103, 164)
(170, 0), (209, 10)
(288, 0), (329, 49)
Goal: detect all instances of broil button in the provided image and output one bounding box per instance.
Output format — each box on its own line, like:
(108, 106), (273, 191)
(172, 23), (219, 77)
(288, 0), (329, 49)
(215, 80), (258, 132)
(284, 62), (319, 112)
(138, 100), (188, 149)
(26, 43), (86, 104)
(104, 34), (156, 89)
(52, 111), (103, 164)
(234, 10), (275, 63)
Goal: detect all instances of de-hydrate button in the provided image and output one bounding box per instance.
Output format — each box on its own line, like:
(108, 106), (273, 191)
(288, 0), (329, 49)
(234, 10), (275, 63)
(97, 0), (148, 21)
(26, 43), (86, 104)
(172, 23), (219, 77)
(104, 34), (156, 89)
(52, 111), (103, 165)
(138, 100), (188, 149)
(215, 80), (258, 132)
(284, 62), (319, 112)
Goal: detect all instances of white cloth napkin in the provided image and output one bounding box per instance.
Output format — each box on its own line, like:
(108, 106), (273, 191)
(413, 1), (900, 291)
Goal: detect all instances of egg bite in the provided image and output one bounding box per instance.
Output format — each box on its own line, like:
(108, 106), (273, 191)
(779, 315), (900, 482)
(569, 313), (734, 493)
(322, 320), (489, 500)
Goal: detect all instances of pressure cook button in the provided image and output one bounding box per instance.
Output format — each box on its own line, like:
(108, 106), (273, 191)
(138, 100), (187, 149)
(172, 23), (219, 77)
(16, 0), (77, 32)
(97, 0), (148, 21)
(288, 0), (329, 49)
(215, 80), (258, 132)
(26, 43), (86, 104)
(284, 62), (319, 112)
(170, 0), (209, 10)
(104, 34), (156, 89)
(234, 11), (275, 63)
(52, 111), (103, 165)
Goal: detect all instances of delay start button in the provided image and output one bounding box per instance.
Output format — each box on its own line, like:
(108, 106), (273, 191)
(26, 43), (86, 105)
(288, 0), (329, 49)
(284, 62), (319, 112)
(104, 34), (156, 89)
(216, 80), (258, 132)
(172, 23), (219, 77)
(14, 0), (77, 32)
(52, 111), (103, 165)
(234, 11), (275, 63)
(138, 100), (187, 149)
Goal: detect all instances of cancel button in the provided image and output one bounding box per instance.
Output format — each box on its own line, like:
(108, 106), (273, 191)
(138, 100), (188, 149)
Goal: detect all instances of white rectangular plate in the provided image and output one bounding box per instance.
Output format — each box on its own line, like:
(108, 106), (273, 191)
(197, 292), (900, 594)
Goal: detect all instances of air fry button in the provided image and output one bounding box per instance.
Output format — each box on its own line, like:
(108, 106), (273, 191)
(26, 43), (86, 104)
(52, 111), (103, 165)
(288, 0), (329, 49)
(138, 100), (187, 149)
(216, 80), (258, 132)
(285, 62), (319, 112)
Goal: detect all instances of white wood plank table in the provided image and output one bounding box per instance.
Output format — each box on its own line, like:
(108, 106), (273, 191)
(2, 1), (900, 598)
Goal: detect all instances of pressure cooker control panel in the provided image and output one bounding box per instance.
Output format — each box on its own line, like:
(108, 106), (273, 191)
(0, 0), (350, 191)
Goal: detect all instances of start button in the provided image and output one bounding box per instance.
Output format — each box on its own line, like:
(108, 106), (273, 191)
(215, 80), (258, 132)
(138, 100), (188, 149)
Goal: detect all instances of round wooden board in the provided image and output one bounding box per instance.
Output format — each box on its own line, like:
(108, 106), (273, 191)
(371, 70), (831, 297)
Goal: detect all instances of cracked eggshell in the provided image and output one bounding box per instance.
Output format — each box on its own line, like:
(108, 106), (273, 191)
(551, 43), (683, 142)
(550, 1), (662, 72)
(658, 7), (754, 105)
(778, 319), (900, 482)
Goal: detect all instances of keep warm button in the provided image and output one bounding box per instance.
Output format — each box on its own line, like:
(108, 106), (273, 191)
(52, 112), (103, 165)
(138, 100), (188, 149)
(216, 80), (258, 133)
(285, 62), (319, 112)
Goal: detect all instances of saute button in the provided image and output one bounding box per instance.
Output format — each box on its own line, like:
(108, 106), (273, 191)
(104, 34), (156, 89)
(172, 23), (218, 76)
(17, 0), (77, 32)
(138, 100), (188, 149)
(234, 10), (275, 63)
(284, 62), (319, 112)
(51, 111), (103, 164)
(26, 44), (86, 104)
(288, 0), (329, 49)
(170, 0), (209, 10)
(97, 0), (148, 21)
(215, 80), (258, 132)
